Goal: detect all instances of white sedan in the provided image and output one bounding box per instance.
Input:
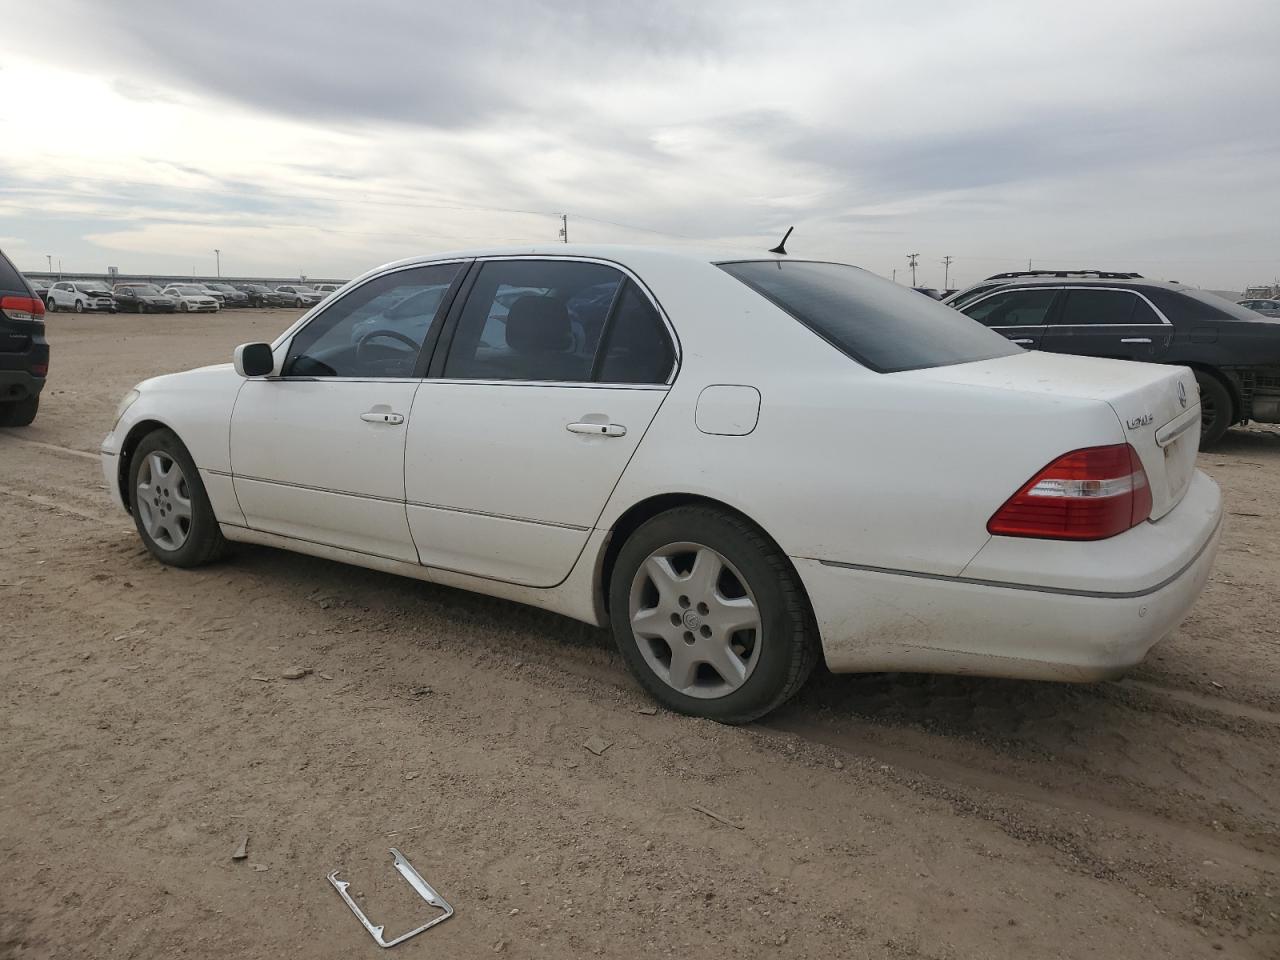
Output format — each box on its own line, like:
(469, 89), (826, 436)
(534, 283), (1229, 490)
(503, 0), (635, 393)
(162, 284), (221, 313)
(102, 245), (1222, 722)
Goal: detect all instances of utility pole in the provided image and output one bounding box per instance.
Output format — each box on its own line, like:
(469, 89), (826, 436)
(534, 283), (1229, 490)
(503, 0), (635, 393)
(214, 248), (221, 278)
(46, 254), (52, 274)
(941, 255), (953, 289)
(558, 214), (568, 243)
(891, 269), (896, 283)
(907, 253), (919, 287)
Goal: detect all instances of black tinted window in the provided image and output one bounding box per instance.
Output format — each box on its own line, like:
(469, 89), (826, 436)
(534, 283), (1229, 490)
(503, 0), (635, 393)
(721, 261), (1018, 373)
(597, 281), (675, 383)
(1129, 297), (1163, 325)
(285, 263), (462, 378)
(0, 252), (27, 293)
(1057, 290), (1140, 326)
(963, 288), (1057, 327)
(443, 260), (623, 381)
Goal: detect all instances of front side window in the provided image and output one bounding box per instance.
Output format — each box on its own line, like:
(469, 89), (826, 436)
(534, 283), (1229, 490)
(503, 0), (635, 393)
(284, 262), (463, 378)
(443, 260), (624, 382)
(962, 288), (1058, 327)
(1056, 289), (1156, 326)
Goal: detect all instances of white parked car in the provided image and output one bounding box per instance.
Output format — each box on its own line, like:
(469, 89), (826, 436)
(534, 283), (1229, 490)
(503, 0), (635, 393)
(46, 280), (116, 313)
(162, 284), (221, 313)
(102, 246), (1222, 722)
(275, 284), (326, 307)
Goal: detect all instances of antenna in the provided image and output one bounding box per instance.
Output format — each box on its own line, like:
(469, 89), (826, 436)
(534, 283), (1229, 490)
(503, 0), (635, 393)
(768, 226), (794, 255)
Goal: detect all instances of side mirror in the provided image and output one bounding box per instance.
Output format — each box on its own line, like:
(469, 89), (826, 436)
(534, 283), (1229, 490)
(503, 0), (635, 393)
(234, 342), (275, 378)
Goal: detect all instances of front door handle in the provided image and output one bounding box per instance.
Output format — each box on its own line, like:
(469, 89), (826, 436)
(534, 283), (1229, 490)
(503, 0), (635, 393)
(361, 411), (404, 425)
(567, 421), (626, 437)
(1011, 338), (1035, 345)
(1120, 338), (1152, 344)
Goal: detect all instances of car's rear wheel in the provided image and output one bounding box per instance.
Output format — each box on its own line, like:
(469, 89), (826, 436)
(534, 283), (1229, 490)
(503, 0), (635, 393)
(1195, 371), (1233, 447)
(608, 505), (818, 724)
(128, 429), (227, 567)
(0, 395), (38, 427)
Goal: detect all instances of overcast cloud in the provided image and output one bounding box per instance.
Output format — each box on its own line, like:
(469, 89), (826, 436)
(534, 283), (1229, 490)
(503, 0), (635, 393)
(0, 0), (1276, 289)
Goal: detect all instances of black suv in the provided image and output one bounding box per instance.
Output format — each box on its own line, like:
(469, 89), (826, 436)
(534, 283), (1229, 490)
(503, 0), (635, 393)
(947, 271), (1280, 445)
(0, 250), (48, 427)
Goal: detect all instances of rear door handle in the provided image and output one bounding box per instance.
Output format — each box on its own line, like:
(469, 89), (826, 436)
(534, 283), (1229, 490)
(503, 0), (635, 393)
(1120, 338), (1152, 344)
(567, 421), (626, 437)
(361, 411), (404, 424)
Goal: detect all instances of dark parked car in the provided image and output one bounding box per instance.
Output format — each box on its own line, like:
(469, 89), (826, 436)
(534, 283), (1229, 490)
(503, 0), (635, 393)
(0, 251), (48, 426)
(30, 278), (51, 304)
(204, 282), (251, 307)
(113, 283), (178, 313)
(233, 283), (293, 307)
(949, 273), (1280, 445)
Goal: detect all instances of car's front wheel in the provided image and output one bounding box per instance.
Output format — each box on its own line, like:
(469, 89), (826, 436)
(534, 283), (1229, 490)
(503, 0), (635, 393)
(608, 505), (819, 724)
(0, 395), (38, 427)
(128, 429), (227, 567)
(45, 298), (56, 313)
(74, 300), (84, 313)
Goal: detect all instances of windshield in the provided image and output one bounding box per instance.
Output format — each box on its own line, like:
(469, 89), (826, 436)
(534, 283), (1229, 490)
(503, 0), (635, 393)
(170, 285), (203, 295)
(207, 283), (234, 292)
(290, 286), (320, 294)
(130, 284), (163, 295)
(79, 282), (111, 293)
(719, 260), (1020, 373)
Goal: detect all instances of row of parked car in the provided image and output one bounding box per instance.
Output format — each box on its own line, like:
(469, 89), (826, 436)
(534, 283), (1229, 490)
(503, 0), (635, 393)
(29, 279), (344, 314)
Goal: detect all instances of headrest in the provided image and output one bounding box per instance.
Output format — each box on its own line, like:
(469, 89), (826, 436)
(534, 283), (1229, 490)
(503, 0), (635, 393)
(505, 296), (571, 353)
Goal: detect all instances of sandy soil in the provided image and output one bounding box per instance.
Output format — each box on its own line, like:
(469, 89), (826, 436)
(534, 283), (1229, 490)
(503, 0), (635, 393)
(1, 309), (1278, 959)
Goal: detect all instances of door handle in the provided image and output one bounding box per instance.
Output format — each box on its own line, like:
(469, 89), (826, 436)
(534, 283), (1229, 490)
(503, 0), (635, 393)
(361, 411), (404, 424)
(1011, 338), (1035, 345)
(1120, 338), (1152, 344)
(567, 421), (626, 437)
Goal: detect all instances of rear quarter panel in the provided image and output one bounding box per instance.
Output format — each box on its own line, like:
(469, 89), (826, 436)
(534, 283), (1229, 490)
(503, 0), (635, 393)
(598, 257), (1125, 577)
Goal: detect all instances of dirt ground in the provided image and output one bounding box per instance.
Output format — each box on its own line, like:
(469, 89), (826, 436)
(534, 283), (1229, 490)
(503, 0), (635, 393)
(2, 308), (1278, 960)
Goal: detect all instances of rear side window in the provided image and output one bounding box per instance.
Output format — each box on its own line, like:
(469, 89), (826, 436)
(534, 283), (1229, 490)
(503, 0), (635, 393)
(443, 260), (624, 382)
(963, 288), (1057, 327)
(597, 281), (675, 383)
(1056, 289), (1155, 326)
(720, 260), (1019, 373)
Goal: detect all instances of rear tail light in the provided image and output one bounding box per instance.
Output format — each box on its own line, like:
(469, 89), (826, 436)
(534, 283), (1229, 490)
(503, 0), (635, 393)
(987, 444), (1152, 541)
(1, 295), (45, 321)
(32, 362), (48, 377)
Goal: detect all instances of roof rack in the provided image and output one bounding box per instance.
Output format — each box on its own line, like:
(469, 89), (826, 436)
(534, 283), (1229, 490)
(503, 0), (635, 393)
(984, 269), (1144, 280)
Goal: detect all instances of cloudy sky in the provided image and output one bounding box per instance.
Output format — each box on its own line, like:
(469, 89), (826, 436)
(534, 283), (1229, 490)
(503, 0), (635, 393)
(1, 0), (1277, 289)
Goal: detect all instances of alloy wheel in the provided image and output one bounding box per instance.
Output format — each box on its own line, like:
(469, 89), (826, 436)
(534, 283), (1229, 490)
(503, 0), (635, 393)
(135, 451), (193, 551)
(628, 542), (762, 699)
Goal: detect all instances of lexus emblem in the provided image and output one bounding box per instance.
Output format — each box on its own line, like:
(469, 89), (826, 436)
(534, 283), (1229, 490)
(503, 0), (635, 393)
(1177, 381), (1187, 409)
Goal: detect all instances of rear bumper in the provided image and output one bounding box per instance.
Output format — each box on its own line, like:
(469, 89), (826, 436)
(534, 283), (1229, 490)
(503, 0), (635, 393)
(0, 369), (46, 402)
(797, 470), (1223, 681)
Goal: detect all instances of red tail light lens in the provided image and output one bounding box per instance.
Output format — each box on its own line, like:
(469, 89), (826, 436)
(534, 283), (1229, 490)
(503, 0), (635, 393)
(988, 444), (1152, 541)
(1, 295), (45, 321)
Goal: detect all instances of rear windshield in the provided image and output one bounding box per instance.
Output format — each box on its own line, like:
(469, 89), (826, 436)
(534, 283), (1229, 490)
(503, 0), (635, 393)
(1178, 288), (1275, 323)
(719, 260), (1020, 373)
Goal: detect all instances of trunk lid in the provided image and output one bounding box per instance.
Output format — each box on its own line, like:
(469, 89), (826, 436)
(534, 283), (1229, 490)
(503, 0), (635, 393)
(902, 352), (1200, 520)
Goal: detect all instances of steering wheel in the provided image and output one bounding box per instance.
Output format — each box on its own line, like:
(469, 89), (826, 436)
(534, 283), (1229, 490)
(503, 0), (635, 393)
(355, 328), (420, 363)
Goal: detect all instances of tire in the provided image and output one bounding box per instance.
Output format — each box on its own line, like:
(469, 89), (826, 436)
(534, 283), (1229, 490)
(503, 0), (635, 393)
(179, 302), (188, 313)
(1195, 371), (1233, 447)
(74, 300), (84, 313)
(128, 428), (228, 568)
(46, 298), (56, 313)
(608, 505), (819, 724)
(0, 395), (38, 427)
(295, 298), (304, 308)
